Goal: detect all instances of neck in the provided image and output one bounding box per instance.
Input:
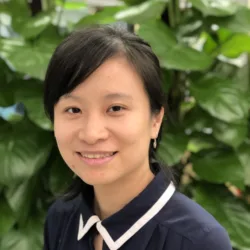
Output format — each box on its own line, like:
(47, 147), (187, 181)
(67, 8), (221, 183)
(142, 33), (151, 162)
(93, 166), (154, 220)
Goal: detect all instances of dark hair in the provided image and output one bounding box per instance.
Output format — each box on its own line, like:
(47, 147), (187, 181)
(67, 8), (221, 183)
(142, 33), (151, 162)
(43, 25), (174, 200)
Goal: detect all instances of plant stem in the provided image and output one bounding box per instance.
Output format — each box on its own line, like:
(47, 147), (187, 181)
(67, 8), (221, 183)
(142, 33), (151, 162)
(57, 0), (66, 27)
(41, 0), (48, 11)
(174, 0), (180, 25)
(168, 0), (175, 28)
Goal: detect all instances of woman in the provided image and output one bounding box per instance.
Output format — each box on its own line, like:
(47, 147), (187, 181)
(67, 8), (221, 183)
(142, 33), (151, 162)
(43, 25), (232, 250)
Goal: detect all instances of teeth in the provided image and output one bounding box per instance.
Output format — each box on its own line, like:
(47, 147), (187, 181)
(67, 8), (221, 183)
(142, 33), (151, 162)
(81, 153), (114, 159)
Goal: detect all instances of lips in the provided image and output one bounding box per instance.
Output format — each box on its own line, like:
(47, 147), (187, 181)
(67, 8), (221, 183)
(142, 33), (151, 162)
(76, 151), (117, 166)
(77, 152), (117, 159)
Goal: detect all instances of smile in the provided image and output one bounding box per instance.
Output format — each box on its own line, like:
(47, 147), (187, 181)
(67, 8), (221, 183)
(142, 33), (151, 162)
(76, 151), (117, 166)
(79, 152), (116, 159)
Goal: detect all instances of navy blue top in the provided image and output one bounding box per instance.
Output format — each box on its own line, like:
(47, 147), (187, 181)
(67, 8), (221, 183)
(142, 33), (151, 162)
(43, 170), (232, 250)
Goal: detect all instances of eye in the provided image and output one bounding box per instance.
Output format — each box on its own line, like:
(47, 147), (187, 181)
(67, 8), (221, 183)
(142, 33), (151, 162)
(66, 107), (81, 114)
(108, 105), (124, 112)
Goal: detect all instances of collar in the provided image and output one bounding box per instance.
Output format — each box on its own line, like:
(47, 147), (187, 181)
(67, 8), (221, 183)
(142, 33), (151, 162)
(77, 170), (175, 250)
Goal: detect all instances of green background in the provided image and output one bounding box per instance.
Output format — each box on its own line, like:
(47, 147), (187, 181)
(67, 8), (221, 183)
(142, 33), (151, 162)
(0, 0), (250, 249)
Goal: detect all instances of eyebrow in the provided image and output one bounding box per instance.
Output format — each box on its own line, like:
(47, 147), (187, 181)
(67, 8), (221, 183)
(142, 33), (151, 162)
(61, 94), (82, 101)
(61, 93), (133, 101)
(104, 93), (133, 101)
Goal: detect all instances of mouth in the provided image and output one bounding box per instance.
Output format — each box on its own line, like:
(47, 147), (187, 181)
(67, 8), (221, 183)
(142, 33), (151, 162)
(76, 151), (117, 159)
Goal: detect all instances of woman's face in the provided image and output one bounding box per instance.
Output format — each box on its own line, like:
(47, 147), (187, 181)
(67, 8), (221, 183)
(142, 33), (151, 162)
(54, 56), (164, 186)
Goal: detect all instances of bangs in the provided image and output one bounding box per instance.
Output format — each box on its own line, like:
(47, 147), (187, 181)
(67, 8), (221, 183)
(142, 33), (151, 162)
(43, 25), (164, 121)
(44, 26), (126, 120)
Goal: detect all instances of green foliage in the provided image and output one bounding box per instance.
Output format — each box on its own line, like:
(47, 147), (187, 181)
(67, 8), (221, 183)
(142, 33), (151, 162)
(0, 0), (250, 249)
(189, 75), (249, 123)
(194, 184), (250, 249)
(189, 0), (239, 16)
(115, 0), (167, 23)
(192, 149), (245, 189)
(137, 20), (213, 70)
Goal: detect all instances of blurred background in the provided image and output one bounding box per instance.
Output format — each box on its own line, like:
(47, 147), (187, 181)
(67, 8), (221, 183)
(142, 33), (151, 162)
(0, 0), (250, 249)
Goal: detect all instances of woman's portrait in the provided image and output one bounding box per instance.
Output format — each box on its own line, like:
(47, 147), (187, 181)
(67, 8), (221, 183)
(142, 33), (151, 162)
(43, 25), (231, 250)
(1, 1), (249, 250)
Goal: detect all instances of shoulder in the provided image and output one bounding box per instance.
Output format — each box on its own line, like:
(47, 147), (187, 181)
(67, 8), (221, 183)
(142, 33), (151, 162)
(46, 195), (81, 222)
(155, 191), (232, 249)
(193, 225), (232, 249)
(43, 195), (82, 249)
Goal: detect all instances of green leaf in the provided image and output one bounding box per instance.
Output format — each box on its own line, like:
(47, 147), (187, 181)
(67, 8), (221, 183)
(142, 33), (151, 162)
(212, 120), (247, 148)
(233, 63), (250, 92)
(215, 7), (250, 33)
(75, 6), (124, 28)
(190, 75), (249, 124)
(0, 0), (31, 16)
(123, 0), (146, 5)
(115, 0), (167, 23)
(0, 120), (53, 185)
(137, 21), (213, 70)
(161, 69), (173, 94)
(217, 28), (234, 43)
(187, 133), (218, 153)
(192, 149), (245, 189)
(49, 153), (73, 195)
(14, 79), (52, 130)
(176, 8), (203, 38)
(0, 39), (54, 80)
(194, 185), (250, 249)
(0, 59), (14, 86)
(184, 107), (212, 132)
(0, 86), (14, 107)
(0, 196), (15, 236)
(55, 0), (87, 9)
(189, 0), (239, 17)
(177, 20), (203, 38)
(157, 131), (188, 166)
(219, 34), (250, 58)
(12, 12), (52, 39)
(0, 230), (42, 250)
(184, 107), (247, 148)
(202, 33), (218, 54)
(36, 24), (64, 47)
(237, 141), (250, 186)
(5, 179), (36, 225)
(0, 217), (43, 250)
(138, 20), (176, 44)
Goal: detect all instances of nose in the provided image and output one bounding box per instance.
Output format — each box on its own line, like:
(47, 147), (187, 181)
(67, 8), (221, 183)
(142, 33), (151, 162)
(78, 114), (109, 145)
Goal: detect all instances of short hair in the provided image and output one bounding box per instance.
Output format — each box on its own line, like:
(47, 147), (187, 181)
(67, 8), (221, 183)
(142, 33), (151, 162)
(43, 25), (174, 199)
(44, 25), (164, 120)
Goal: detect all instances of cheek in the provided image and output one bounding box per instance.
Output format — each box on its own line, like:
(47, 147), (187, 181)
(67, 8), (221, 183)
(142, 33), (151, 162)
(114, 115), (152, 147)
(54, 122), (77, 171)
(54, 119), (75, 147)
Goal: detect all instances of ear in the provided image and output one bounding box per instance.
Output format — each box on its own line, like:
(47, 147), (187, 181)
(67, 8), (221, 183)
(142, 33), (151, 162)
(151, 107), (164, 139)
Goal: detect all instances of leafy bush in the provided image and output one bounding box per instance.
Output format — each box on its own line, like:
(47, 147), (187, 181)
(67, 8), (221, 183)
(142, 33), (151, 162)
(0, 0), (250, 249)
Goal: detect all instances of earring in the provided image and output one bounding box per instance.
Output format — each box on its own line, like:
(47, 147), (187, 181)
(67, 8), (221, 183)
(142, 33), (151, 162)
(153, 138), (157, 149)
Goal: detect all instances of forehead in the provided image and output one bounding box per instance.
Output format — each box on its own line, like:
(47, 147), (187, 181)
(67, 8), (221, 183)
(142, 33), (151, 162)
(66, 56), (146, 100)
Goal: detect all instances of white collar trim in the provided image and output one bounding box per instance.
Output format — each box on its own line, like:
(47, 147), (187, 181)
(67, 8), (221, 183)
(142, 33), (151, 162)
(77, 181), (176, 250)
(77, 214), (100, 240)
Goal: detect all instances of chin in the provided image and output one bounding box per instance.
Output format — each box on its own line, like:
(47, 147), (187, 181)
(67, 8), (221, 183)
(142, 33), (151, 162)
(78, 171), (120, 186)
